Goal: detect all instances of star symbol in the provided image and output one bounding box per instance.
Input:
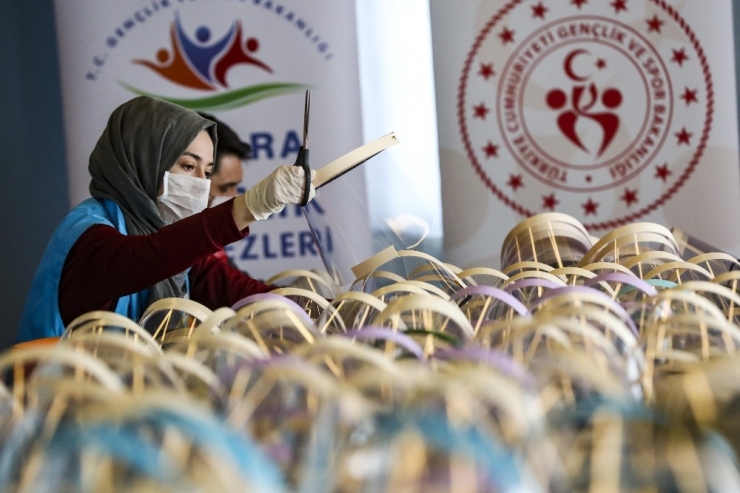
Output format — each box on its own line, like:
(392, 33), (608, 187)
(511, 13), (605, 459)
(655, 163), (672, 182)
(646, 15), (664, 33)
(680, 87), (698, 105)
(611, 0), (628, 13)
(596, 58), (607, 70)
(671, 48), (689, 66)
(621, 188), (639, 206)
(542, 193), (559, 210)
(473, 103), (490, 120)
(507, 174), (524, 191)
(499, 27), (515, 44)
(675, 127), (692, 145)
(582, 198), (599, 216)
(571, 0), (588, 8)
(478, 62), (495, 80)
(531, 2), (548, 19)
(483, 141), (499, 158)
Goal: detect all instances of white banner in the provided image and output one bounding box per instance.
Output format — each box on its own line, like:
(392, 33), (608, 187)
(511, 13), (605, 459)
(54, 0), (370, 280)
(430, 0), (740, 268)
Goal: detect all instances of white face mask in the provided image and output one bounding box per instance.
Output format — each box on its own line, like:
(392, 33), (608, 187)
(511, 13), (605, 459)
(209, 195), (232, 208)
(156, 171), (210, 225)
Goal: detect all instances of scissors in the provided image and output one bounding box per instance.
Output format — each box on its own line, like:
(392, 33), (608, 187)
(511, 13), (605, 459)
(293, 89), (311, 206)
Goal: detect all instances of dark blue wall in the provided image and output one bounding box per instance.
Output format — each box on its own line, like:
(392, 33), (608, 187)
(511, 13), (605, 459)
(0, 0), (68, 349)
(735, 2), (740, 156)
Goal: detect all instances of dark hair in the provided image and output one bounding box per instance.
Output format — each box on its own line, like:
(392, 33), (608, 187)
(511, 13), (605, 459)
(197, 112), (252, 163)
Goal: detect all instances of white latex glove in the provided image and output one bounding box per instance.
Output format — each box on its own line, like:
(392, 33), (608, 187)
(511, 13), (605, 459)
(244, 165), (316, 220)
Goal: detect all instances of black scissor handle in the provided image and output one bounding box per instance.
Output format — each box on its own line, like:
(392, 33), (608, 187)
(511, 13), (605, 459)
(294, 89), (311, 207)
(294, 146), (311, 206)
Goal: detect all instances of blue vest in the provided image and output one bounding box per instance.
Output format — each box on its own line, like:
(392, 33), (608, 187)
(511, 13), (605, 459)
(16, 198), (150, 343)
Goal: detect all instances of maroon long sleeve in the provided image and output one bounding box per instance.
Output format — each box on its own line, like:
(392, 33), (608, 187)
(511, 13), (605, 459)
(59, 199), (272, 325)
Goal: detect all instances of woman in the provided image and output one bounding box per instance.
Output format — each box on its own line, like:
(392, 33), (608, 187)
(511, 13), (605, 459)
(16, 96), (314, 343)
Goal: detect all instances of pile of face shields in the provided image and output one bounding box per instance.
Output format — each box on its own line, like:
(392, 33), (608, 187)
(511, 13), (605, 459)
(5, 212), (740, 492)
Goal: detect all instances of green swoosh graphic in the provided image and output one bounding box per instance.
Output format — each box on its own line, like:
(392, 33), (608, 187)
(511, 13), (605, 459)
(119, 81), (309, 112)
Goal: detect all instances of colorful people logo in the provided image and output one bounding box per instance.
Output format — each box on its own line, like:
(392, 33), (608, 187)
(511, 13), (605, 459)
(546, 49), (622, 157)
(134, 13), (272, 91)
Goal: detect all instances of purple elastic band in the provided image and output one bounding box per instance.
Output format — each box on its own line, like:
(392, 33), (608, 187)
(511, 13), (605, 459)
(528, 284), (639, 337)
(451, 285), (530, 317)
(433, 345), (535, 388)
(342, 327), (424, 359)
(503, 277), (563, 293)
(584, 272), (658, 297)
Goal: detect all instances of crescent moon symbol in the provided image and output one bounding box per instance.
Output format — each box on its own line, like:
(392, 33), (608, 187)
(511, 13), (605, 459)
(564, 49), (590, 82)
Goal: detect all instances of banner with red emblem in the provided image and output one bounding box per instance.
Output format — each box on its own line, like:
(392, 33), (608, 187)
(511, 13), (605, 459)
(430, 0), (740, 268)
(54, 0), (370, 281)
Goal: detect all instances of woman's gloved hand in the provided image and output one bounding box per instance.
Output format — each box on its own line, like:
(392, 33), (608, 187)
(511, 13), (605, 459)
(243, 166), (316, 220)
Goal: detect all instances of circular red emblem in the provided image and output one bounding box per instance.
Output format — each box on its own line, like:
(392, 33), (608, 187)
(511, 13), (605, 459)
(458, 0), (713, 230)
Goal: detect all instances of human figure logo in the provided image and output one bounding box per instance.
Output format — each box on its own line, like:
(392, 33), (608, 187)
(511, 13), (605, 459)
(93, 8), (333, 111)
(132, 14), (273, 92)
(546, 49), (622, 158)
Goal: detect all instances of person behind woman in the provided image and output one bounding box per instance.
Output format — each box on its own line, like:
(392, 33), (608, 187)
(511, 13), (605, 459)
(197, 112), (257, 274)
(197, 111), (250, 207)
(16, 96), (314, 343)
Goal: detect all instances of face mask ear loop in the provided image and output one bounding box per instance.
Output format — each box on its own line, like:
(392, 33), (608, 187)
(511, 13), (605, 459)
(160, 171), (170, 198)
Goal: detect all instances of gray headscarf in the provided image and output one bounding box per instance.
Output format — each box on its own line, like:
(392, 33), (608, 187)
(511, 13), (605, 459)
(88, 95), (217, 305)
